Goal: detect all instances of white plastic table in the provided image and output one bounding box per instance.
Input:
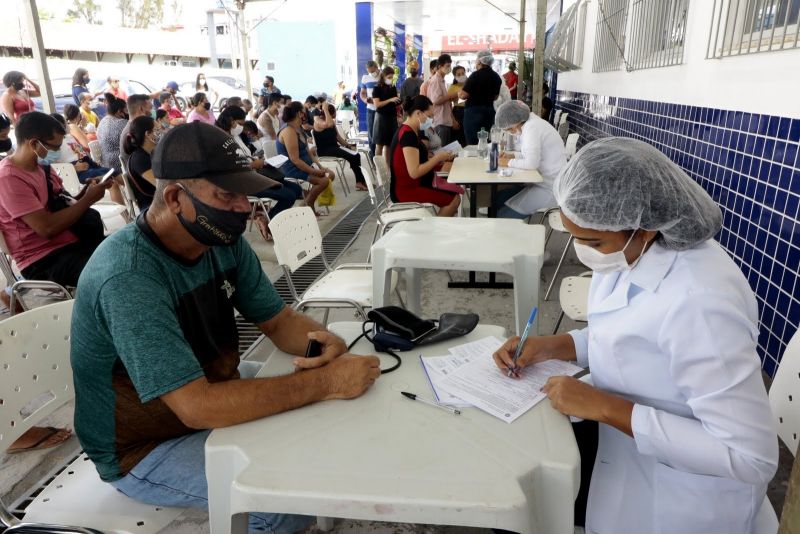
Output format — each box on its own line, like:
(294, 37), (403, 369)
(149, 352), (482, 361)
(447, 155), (543, 218)
(370, 218), (545, 335)
(205, 323), (579, 534)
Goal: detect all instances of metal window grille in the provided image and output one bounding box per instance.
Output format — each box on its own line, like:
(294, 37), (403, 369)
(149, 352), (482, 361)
(628, 0), (689, 70)
(707, 0), (800, 58)
(593, 0), (630, 72)
(545, 1), (589, 72)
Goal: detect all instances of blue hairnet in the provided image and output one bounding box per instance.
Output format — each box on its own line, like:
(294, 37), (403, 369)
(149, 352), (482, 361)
(553, 137), (722, 250)
(495, 101), (530, 129)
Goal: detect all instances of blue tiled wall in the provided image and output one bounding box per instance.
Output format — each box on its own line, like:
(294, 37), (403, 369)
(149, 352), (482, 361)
(556, 91), (800, 377)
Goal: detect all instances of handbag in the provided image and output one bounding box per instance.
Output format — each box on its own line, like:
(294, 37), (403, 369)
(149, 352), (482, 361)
(43, 164), (105, 247)
(348, 306), (479, 374)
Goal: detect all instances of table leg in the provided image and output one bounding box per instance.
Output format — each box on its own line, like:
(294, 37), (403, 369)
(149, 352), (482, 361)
(512, 254), (541, 336)
(468, 184), (477, 284)
(371, 249), (391, 308)
(406, 267), (422, 315)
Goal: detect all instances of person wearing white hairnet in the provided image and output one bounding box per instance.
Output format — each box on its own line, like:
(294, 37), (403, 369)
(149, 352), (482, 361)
(493, 100), (567, 218)
(459, 49), (502, 145)
(493, 137), (778, 534)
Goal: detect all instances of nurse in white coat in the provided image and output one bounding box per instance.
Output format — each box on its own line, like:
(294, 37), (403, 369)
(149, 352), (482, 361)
(492, 100), (567, 219)
(493, 137), (778, 534)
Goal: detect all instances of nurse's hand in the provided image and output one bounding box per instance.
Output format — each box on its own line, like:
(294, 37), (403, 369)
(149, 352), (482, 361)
(493, 335), (551, 376)
(542, 376), (634, 435)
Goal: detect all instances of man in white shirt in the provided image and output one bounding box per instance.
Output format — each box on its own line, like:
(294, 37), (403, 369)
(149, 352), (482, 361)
(494, 100), (567, 218)
(359, 61), (380, 157)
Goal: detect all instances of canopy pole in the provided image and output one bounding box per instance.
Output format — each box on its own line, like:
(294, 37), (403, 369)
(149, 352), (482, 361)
(517, 0), (526, 101)
(23, 0), (54, 113)
(531, 0), (547, 114)
(236, 0), (254, 105)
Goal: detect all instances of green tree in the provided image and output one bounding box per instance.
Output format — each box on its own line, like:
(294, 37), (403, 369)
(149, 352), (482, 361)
(117, 0), (165, 29)
(66, 0), (102, 24)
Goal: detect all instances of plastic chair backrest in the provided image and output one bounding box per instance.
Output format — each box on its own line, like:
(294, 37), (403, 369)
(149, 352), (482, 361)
(565, 133), (579, 160)
(553, 109), (562, 127)
(261, 139), (278, 159)
(269, 207), (323, 273)
(770, 330), (800, 456)
(0, 300), (75, 452)
(372, 155), (392, 204)
(117, 155), (140, 216)
(559, 112), (569, 125)
(50, 163), (81, 196)
(0, 229), (17, 286)
(88, 139), (102, 163)
(337, 109), (355, 124)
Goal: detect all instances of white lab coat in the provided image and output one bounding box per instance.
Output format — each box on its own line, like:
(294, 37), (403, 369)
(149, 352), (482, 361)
(504, 113), (566, 215)
(569, 240), (778, 534)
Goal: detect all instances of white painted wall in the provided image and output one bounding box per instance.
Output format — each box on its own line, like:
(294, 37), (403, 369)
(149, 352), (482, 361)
(557, 0), (800, 118)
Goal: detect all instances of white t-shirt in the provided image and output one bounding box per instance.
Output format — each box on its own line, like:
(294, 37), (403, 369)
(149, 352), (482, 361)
(360, 73), (379, 111)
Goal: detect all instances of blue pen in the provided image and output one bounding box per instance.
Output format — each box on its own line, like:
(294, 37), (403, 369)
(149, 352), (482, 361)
(508, 307), (538, 377)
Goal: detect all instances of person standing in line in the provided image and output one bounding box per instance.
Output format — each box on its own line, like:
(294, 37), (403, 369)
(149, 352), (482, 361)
(419, 59), (438, 98)
(504, 61), (519, 100)
(358, 61), (380, 157)
(370, 67), (400, 159)
(0, 71), (39, 125)
(448, 65), (468, 147)
(426, 54), (458, 147)
(460, 49), (502, 145)
(399, 65), (423, 104)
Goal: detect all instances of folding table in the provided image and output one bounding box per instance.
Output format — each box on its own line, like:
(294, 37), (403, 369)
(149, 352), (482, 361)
(205, 322), (579, 534)
(370, 217), (545, 335)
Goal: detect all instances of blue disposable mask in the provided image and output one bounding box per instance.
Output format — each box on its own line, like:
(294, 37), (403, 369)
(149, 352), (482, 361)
(37, 141), (61, 165)
(420, 116), (433, 131)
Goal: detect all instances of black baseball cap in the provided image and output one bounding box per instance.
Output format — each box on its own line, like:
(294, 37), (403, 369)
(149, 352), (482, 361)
(151, 122), (278, 194)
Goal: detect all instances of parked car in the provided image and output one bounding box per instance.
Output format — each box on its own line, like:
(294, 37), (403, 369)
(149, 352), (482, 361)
(177, 77), (258, 112)
(0, 81), (76, 116)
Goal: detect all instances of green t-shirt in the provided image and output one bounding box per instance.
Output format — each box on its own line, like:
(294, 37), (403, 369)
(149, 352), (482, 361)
(70, 216), (285, 482)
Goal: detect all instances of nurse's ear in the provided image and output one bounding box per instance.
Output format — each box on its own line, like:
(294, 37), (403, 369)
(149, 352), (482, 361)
(626, 229), (660, 264)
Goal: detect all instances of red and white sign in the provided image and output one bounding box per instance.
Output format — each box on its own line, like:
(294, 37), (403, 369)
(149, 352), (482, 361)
(441, 34), (536, 52)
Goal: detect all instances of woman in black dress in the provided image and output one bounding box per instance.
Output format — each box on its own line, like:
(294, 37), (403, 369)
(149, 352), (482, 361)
(371, 66), (400, 160)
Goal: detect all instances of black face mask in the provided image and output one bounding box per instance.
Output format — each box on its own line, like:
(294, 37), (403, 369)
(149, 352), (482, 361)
(12, 82), (24, 91)
(177, 187), (248, 247)
(202, 102), (210, 110)
(0, 138), (12, 153)
(263, 82), (269, 88)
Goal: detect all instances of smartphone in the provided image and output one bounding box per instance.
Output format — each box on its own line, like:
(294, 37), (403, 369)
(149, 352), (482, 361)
(305, 339), (323, 358)
(99, 169), (114, 185)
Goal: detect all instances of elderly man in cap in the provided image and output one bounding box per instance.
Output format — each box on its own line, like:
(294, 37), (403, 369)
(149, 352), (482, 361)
(70, 122), (380, 533)
(459, 49), (503, 145)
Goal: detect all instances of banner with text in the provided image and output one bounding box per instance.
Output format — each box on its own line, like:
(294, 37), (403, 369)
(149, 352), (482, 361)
(441, 34), (535, 53)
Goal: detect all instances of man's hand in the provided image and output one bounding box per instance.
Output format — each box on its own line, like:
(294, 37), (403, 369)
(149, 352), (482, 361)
(74, 161), (90, 172)
(293, 331), (348, 370)
(82, 180), (113, 204)
(251, 158), (265, 170)
(322, 354), (381, 400)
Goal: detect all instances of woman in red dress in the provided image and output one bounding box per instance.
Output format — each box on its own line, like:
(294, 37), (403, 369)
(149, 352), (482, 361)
(388, 95), (460, 216)
(1, 71), (39, 125)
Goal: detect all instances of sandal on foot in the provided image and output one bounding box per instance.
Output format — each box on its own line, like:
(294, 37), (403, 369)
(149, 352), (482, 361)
(8, 426), (72, 454)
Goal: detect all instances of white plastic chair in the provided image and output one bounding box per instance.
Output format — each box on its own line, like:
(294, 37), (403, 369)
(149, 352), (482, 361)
(117, 155), (141, 218)
(87, 139), (102, 163)
(270, 207), (397, 325)
(565, 133), (579, 160)
(552, 109), (562, 127)
(0, 301), (184, 533)
(552, 272), (592, 334)
(372, 155), (437, 213)
(50, 163), (129, 229)
(755, 331), (800, 532)
(542, 207), (575, 300)
(311, 131), (350, 197)
(558, 112), (570, 140)
(0, 231), (72, 315)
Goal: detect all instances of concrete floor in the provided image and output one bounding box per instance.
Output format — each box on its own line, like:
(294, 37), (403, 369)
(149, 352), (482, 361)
(1, 165), (793, 533)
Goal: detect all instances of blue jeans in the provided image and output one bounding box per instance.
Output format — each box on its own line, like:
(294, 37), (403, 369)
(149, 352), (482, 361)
(77, 165), (113, 184)
(110, 430), (314, 534)
(366, 108), (376, 158)
(254, 181), (303, 219)
(494, 185), (529, 219)
(463, 106), (496, 146)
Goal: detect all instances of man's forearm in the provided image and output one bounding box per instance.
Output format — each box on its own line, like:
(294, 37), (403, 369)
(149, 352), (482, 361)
(174, 369), (332, 429)
(260, 307), (331, 356)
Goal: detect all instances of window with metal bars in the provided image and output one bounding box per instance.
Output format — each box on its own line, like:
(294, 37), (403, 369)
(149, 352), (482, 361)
(707, 0), (800, 58)
(545, 1), (589, 72)
(628, 0), (689, 70)
(593, 0), (630, 72)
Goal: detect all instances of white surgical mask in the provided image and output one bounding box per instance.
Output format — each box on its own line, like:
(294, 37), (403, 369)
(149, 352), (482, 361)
(419, 116), (433, 131)
(455, 75), (467, 84)
(370, 71), (379, 78)
(231, 124), (244, 136)
(573, 231), (646, 274)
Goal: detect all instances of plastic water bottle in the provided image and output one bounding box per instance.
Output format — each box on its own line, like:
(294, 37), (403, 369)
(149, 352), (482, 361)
(490, 125), (503, 144)
(489, 141), (499, 172)
(477, 128), (489, 158)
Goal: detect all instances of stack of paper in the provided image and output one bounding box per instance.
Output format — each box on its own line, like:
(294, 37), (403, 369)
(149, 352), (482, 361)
(433, 141), (462, 156)
(420, 336), (584, 423)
